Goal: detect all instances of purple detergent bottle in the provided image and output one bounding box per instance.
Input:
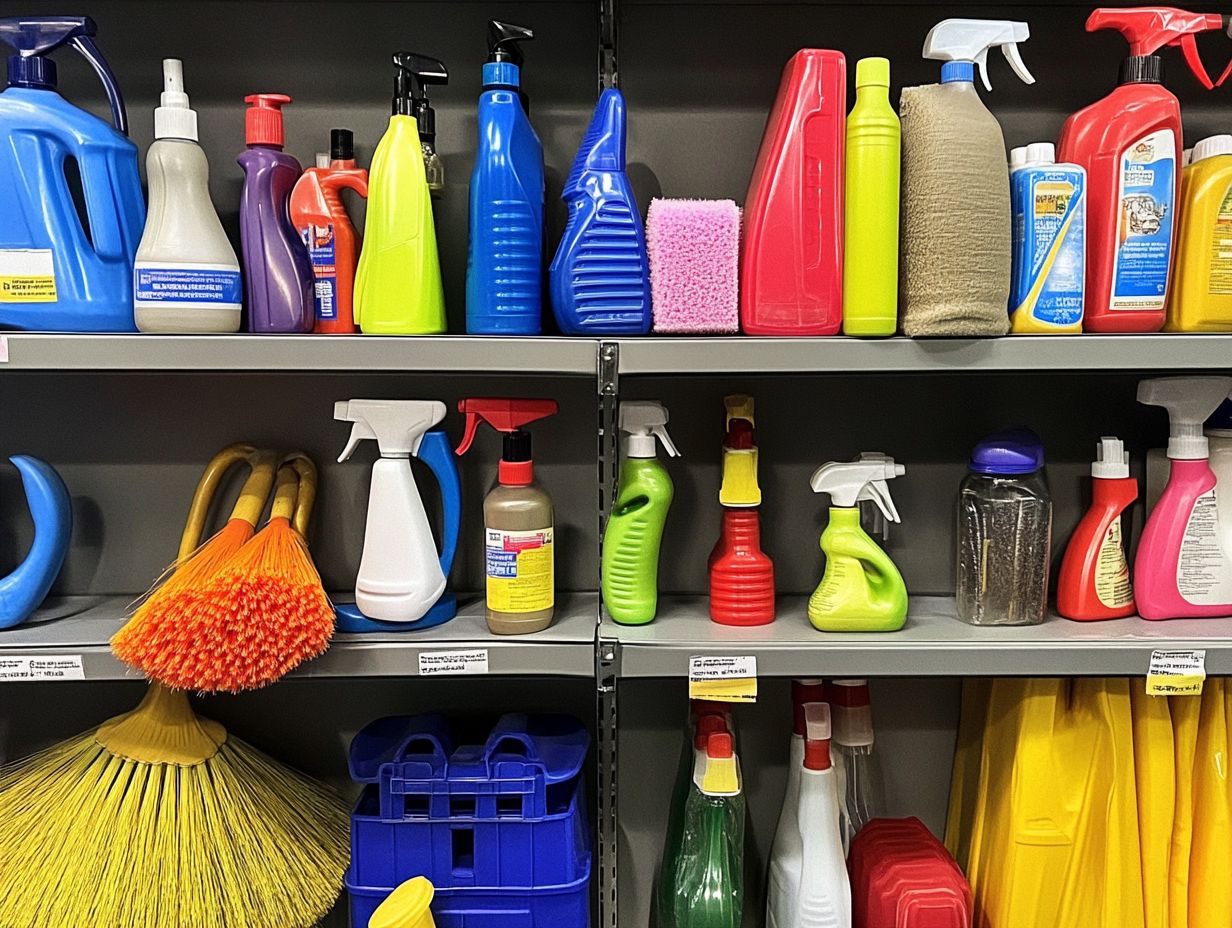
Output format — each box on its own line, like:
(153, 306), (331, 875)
(237, 93), (314, 332)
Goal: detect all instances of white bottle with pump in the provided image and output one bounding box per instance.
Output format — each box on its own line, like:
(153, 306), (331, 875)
(900, 20), (1034, 337)
(336, 399), (449, 622)
(134, 59), (241, 332)
(767, 702), (852, 928)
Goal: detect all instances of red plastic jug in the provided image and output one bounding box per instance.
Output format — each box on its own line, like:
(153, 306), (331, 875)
(741, 49), (846, 335)
(849, 818), (972, 928)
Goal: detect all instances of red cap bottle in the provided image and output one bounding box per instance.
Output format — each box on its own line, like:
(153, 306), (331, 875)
(244, 93), (291, 148)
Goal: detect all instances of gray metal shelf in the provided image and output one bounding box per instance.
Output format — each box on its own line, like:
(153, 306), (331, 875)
(611, 335), (1232, 375)
(602, 595), (1232, 677)
(0, 593), (599, 679)
(0, 333), (599, 374)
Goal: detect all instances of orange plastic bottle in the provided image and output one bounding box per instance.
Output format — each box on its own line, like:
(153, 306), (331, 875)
(289, 128), (368, 333)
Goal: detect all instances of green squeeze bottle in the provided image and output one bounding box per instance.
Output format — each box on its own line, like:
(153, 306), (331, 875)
(602, 401), (680, 624)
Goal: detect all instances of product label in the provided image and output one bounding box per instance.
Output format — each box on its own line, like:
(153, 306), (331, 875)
(1209, 187), (1232, 295)
(301, 224), (338, 321)
(688, 655), (758, 703)
(1176, 490), (1232, 605)
(0, 655), (85, 681)
(1011, 171), (1086, 327)
(1095, 517), (1134, 609)
(1146, 649), (1206, 696)
(0, 249), (56, 302)
(418, 649), (489, 676)
(1110, 129), (1175, 311)
(485, 527), (554, 614)
(134, 263), (241, 306)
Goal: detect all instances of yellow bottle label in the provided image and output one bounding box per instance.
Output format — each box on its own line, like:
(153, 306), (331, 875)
(0, 249), (57, 302)
(1209, 186), (1232, 295)
(485, 526), (554, 613)
(1095, 517), (1133, 609)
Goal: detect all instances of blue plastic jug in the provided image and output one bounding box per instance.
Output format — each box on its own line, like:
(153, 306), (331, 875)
(549, 87), (650, 335)
(0, 16), (143, 332)
(466, 21), (545, 335)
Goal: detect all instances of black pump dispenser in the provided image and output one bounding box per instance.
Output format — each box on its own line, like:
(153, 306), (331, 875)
(391, 52), (448, 125)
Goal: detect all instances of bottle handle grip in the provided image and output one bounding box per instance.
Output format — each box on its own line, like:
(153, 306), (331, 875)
(417, 430), (461, 578)
(70, 35), (127, 134)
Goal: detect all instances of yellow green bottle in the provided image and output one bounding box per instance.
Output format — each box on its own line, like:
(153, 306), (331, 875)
(843, 57), (900, 336)
(354, 54), (448, 335)
(808, 455), (908, 632)
(602, 401), (679, 625)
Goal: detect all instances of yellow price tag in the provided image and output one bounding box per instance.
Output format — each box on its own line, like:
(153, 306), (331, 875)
(1146, 649), (1206, 696)
(688, 656), (757, 703)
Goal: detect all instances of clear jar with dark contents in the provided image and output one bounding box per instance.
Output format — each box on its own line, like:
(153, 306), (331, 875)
(957, 430), (1053, 626)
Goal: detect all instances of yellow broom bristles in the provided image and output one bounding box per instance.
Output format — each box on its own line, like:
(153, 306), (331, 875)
(111, 518), (256, 671)
(0, 710), (349, 928)
(128, 517), (335, 693)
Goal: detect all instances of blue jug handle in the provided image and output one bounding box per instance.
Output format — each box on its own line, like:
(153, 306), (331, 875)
(417, 430), (460, 579)
(0, 456), (72, 629)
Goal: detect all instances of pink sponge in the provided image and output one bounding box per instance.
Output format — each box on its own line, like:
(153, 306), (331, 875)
(647, 198), (741, 334)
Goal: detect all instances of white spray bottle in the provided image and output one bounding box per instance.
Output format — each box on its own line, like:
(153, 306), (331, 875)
(134, 59), (242, 333)
(336, 399), (451, 622)
(767, 702), (851, 928)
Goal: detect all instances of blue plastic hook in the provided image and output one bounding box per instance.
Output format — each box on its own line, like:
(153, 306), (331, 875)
(0, 455), (72, 629)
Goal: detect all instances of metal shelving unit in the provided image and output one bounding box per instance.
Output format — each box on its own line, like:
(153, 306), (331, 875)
(600, 595), (1232, 677)
(1, 594), (600, 679)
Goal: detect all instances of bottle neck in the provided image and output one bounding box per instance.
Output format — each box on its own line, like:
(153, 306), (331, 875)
(330, 157), (358, 170)
(855, 83), (889, 102)
(828, 506), (861, 527)
(498, 459), (533, 486)
(722, 508), (762, 541)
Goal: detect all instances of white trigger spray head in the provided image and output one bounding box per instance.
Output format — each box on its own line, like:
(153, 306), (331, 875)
(923, 19), (1034, 91)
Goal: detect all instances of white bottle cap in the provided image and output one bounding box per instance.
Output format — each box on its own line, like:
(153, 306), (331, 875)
(1026, 141), (1055, 165)
(1193, 135), (1232, 163)
(1009, 146), (1027, 171)
(315, 152), (330, 169)
(1183, 148), (1194, 166)
(153, 59), (198, 142)
(1092, 436), (1130, 479)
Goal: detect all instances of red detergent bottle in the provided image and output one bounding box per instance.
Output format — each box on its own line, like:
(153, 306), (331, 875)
(1057, 7), (1223, 333)
(741, 49), (846, 335)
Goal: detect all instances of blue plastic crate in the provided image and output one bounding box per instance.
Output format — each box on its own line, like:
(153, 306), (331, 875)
(348, 713), (591, 895)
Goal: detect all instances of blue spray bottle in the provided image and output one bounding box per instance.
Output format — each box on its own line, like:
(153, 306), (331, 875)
(0, 16), (144, 331)
(466, 21), (545, 335)
(549, 88), (651, 335)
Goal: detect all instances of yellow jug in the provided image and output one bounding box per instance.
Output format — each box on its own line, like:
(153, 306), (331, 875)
(369, 876), (436, 928)
(1165, 135), (1232, 332)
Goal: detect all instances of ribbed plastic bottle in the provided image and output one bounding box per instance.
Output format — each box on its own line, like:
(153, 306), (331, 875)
(0, 15), (143, 332)
(135, 59), (240, 333)
(237, 93), (314, 332)
(1057, 437), (1138, 621)
(550, 88), (651, 334)
(602, 401), (679, 625)
(767, 702), (852, 928)
(467, 22), (545, 335)
(843, 57), (899, 337)
(354, 54), (449, 335)
(1167, 135), (1232, 331)
(289, 130), (368, 333)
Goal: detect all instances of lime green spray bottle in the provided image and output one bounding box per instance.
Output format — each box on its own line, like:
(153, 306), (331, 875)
(809, 453), (908, 631)
(602, 401), (679, 625)
(354, 54), (448, 334)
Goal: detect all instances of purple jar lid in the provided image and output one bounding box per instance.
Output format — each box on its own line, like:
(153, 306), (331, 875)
(969, 429), (1045, 475)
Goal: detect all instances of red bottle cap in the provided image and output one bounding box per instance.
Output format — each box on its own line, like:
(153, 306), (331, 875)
(706, 732), (734, 759)
(694, 714), (727, 750)
(244, 93), (291, 147)
(802, 702), (832, 771)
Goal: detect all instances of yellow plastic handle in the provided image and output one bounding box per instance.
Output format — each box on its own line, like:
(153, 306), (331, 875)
(281, 451), (318, 537)
(178, 443), (258, 561)
(268, 462), (300, 523)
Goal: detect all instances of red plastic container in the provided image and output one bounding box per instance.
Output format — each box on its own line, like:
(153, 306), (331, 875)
(1058, 472), (1138, 621)
(849, 818), (972, 928)
(740, 49), (846, 335)
(709, 509), (775, 626)
(1056, 8), (1221, 333)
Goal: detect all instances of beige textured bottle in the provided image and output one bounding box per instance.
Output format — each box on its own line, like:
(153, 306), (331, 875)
(456, 398), (559, 635)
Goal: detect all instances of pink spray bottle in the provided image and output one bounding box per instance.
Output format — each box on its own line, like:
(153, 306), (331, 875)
(1135, 376), (1232, 619)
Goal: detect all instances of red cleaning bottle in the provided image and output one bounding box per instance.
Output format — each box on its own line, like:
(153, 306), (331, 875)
(710, 396), (775, 626)
(1057, 7), (1222, 333)
(741, 49), (846, 336)
(289, 129), (369, 333)
(1058, 437), (1139, 621)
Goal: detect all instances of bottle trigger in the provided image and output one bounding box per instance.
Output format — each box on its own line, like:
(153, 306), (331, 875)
(1001, 41), (1035, 86)
(1180, 33), (1216, 89)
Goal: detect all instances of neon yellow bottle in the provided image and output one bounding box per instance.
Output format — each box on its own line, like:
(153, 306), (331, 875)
(842, 57), (900, 336)
(1165, 134), (1232, 332)
(354, 54), (448, 335)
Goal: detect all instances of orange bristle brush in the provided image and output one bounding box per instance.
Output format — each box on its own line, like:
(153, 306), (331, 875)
(111, 444), (276, 671)
(155, 453), (334, 693)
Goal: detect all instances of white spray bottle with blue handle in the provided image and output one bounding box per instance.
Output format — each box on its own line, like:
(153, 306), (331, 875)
(335, 399), (462, 631)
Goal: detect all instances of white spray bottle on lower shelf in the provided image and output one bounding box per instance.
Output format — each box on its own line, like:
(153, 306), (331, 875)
(767, 701), (852, 928)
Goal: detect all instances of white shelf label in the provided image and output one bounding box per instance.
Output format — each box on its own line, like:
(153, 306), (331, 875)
(0, 655), (85, 681)
(688, 655), (757, 703)
(1147, 649), (1206, 696)
(418, 649), (489, 677)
